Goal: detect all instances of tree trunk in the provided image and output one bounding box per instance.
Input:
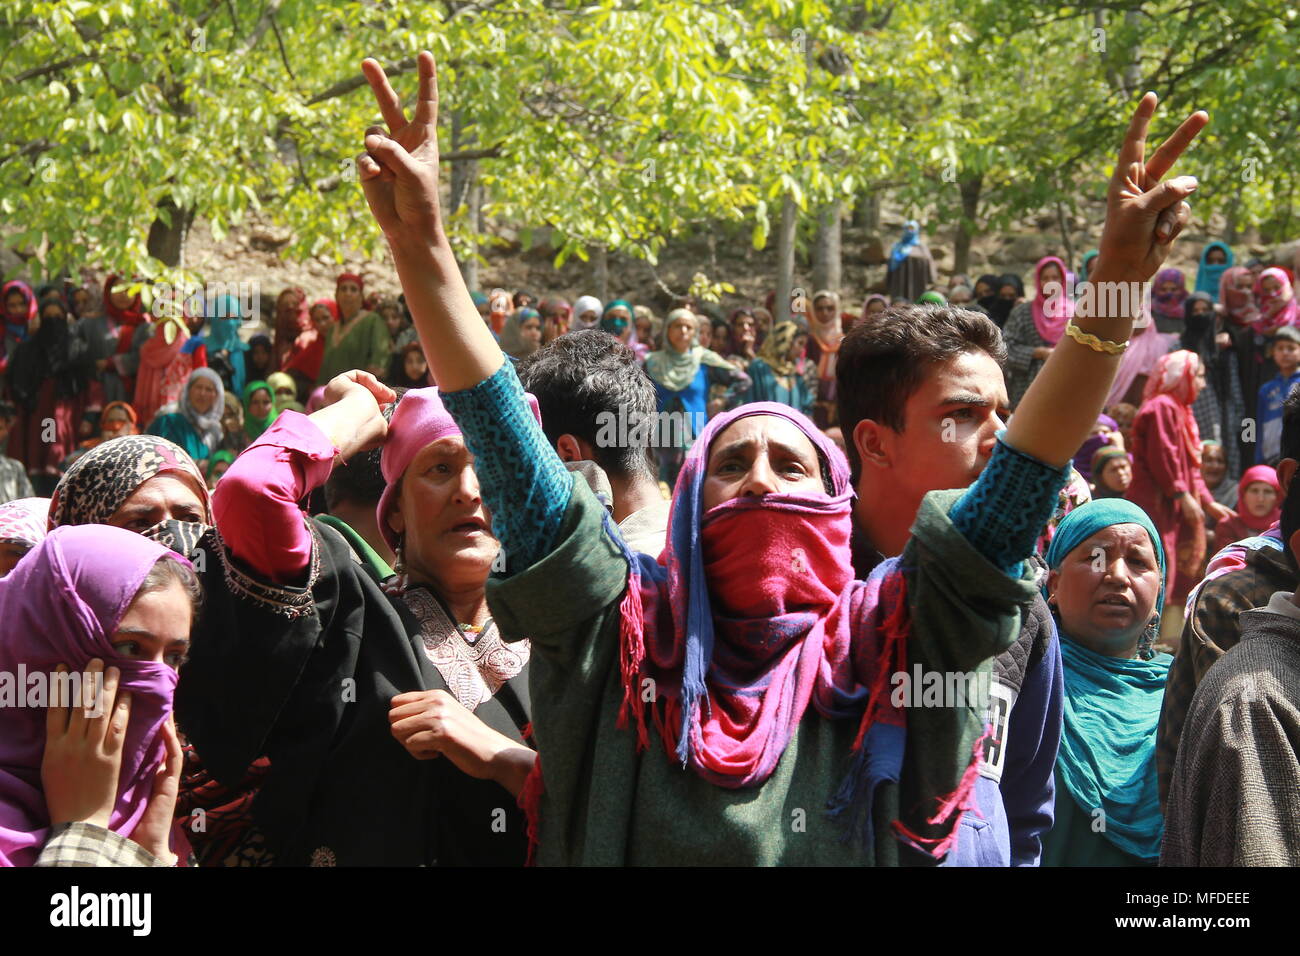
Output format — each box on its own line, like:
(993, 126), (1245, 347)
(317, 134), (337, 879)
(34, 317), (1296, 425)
(592, 243), (609, 302)
(812, 200), (842, 295)
(1224, 195), (1242, 245)
(146, 199), (195, 268)
(450, 109), (480, 291)
(775, 193), (798, 321)
(1122, 9), (1142, 95)
(955, 174), (982, 276)
(1055, 199), (1075, 271)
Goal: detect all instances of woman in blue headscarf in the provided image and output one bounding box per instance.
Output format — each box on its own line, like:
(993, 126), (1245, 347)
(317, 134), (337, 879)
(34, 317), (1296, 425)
(886, 220), (935, 303)
(1039, 499), (1172, 866)
(187, 294), (248, 398)
(1194, 242), (1234, 303)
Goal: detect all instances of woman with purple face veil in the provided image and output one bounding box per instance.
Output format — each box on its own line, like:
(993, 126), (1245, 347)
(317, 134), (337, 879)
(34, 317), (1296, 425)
(0, 524), (194, 866)
(355, 52), (1203, 864)
(1151, 267), (1189, 334)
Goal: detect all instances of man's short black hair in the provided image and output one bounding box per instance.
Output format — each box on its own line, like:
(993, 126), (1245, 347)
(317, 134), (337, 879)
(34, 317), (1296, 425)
(515, 329), (656, 481)
(324, 388), (406, 512)
(835, 305), (1007, 480)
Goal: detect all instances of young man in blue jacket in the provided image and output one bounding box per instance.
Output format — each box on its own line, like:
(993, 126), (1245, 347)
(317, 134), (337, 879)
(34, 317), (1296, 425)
(838, 306), (1063, 866)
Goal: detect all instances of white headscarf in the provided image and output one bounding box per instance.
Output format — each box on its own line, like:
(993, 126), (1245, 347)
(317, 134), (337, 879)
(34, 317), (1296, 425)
(572, 295), (603, 331)
(177, 367), (226, 454)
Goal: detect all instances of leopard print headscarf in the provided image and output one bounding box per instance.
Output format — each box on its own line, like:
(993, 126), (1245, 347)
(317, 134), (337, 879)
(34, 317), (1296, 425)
(49, 434), (212, 529)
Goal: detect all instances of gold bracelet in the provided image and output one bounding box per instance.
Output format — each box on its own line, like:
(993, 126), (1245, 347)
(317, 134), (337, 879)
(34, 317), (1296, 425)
(1064, 322), (1129, 355)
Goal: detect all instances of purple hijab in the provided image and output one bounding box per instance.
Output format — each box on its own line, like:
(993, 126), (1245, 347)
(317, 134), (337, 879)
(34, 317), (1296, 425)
(0, 525), (183, 866)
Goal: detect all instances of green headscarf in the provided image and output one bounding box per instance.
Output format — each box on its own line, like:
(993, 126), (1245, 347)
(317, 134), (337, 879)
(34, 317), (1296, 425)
(1043, 499), (1171, 861)
(917, 290), (947, 305)
(206, 449), (235, 482)
(643, 308), (734, 392)
(242, 380), (278, 441)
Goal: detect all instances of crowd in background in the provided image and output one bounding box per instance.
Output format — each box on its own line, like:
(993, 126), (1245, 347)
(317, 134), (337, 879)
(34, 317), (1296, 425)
(3, 221), (1300, 870)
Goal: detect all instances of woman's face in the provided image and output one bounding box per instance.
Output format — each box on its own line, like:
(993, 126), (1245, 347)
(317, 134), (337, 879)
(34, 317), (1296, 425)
(667, 319), (695, 353)
(1235, 271), (1254, 292)
(249, 388), (273, 420)
(696, 322), (712, 350)
(578, 308), (599, 327)
(1048, 524), (1161, 656)
(336, 280), (363, 318)
(1192, 362), (1206, 399)
(788, 333), (807, 361)
(814, 296), (838, 325)
(387, 437), (498, 587)
(111, 572), (192, 670)
(1157, 279), (1179, 296)
(520, 315), (542, 349)
(865, 298), (887, 316)
(208, 460), (231, 489)
(606, 308), (632, 341)
(1201, 445), (1227, 487)
(998, 284), (1019, 301)
(277, 290), (298, 317)
(703, 415), (825, 511)
(949, 287), (972, 305)
(189, 376), (219, 415)
(1190, 300), (1213, 320)
(1244, 480), (1279, 518)
(1262, 276), (1282, 296)
(634, 316), (652, 341)
(250, 343), (272, 371)
(1206, 248), (1227, 265)
(732, 317), (756, 351)
(108, 473), (207, 533)
(101, 407), (131, 438)
(41, 304), (65, 326)
(404, 349), (428, 382)
(382, 305), (403, 337)
(273, 385), (296, 406)
(0, 542), (30, 577)
(109, 288), (133, 310)
(1102, 457), (1132, 493)
(311, 305), (333, 331)
(221, 404), (242, 434)
(72, 289), (90, 314)
(1039, 264), (1064, 289)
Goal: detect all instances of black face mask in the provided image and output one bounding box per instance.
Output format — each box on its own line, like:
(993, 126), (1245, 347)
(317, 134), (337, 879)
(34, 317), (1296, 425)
(142, 518), (211, 567)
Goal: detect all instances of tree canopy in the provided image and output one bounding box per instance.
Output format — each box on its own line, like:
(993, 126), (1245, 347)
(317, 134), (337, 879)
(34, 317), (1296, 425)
(1, 0), (1295, 287)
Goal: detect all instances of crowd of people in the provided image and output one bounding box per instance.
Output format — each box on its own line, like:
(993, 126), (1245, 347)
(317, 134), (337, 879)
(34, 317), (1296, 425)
(0, 55), (1298, 869)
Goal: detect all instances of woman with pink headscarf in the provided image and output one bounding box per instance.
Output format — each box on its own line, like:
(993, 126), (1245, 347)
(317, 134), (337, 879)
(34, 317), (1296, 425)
(1126, 351), (1235, 611)
(1252, 267), (1298, 335)
(1003, 256), (1074, 408)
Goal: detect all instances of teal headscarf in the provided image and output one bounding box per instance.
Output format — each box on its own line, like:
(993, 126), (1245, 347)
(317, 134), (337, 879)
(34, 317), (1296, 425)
(1043, 499), (1171, 861)
(1195, 241), (1234, 302)
(1079, 249), (1099, 284)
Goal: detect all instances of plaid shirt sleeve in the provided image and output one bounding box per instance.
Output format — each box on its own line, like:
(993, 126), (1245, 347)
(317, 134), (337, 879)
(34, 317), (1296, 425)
(34, 822), (171, 868)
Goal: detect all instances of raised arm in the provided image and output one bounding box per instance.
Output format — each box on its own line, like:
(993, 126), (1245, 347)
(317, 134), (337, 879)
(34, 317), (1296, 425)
(356, 52), (502, 393)
(1005, 94), (1206, 468)
(212, 372), (392, 583)
(355, 52), (576, 568)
